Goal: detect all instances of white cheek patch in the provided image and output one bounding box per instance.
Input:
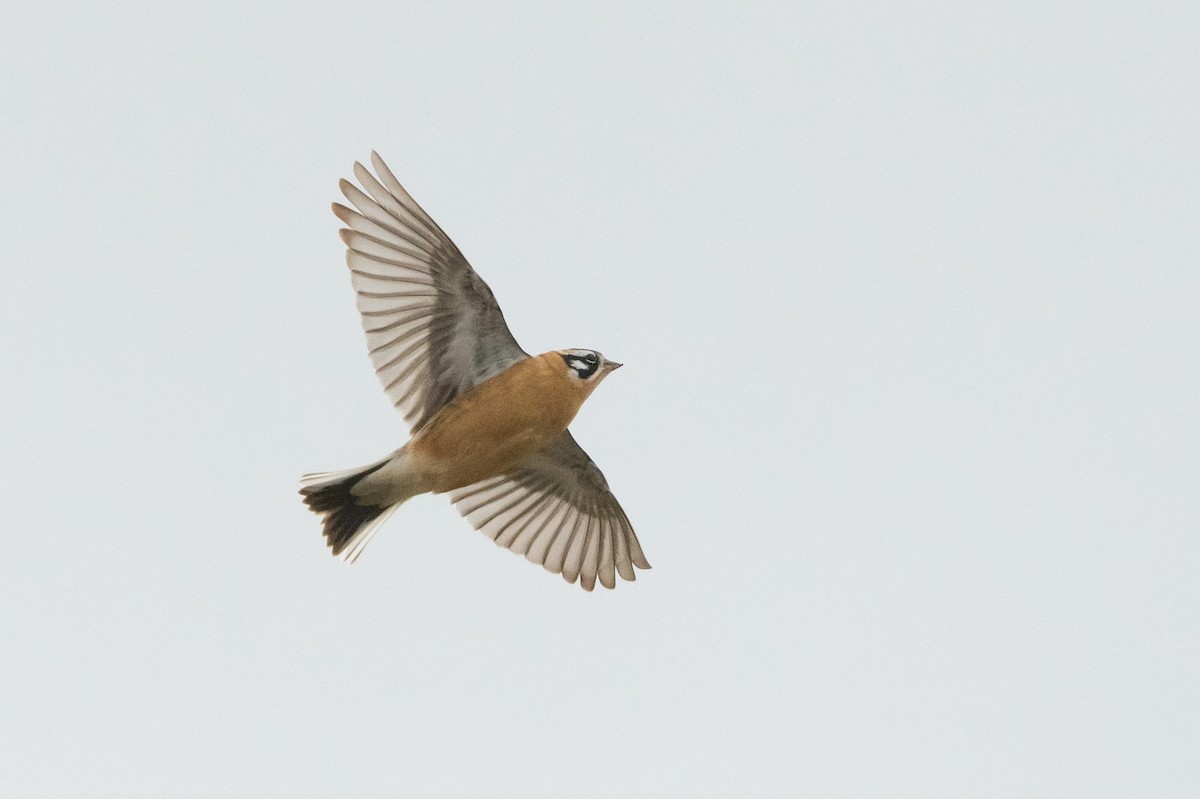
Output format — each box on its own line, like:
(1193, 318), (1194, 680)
(569, 359), (587, 374)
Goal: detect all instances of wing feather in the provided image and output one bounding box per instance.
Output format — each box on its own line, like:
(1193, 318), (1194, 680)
(335, 154), (528, 431)
(447, 431), (650, 591)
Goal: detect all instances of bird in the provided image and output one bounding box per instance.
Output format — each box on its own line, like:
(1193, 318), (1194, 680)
(300, 153), (650, 591)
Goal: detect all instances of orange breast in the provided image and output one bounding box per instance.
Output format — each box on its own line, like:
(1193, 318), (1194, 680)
(409, 353), (586, 492)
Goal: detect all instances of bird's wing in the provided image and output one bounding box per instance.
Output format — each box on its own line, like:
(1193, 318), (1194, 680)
(448, 431), (650, 591)
(334, 153), (529, 432)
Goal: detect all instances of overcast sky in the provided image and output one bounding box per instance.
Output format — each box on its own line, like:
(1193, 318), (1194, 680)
(2, 2), (1198, 796)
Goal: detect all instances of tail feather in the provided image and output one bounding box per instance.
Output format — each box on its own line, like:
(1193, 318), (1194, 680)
(300, 459), (399, 562)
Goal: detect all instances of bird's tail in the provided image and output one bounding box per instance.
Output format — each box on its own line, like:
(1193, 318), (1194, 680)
(299, 454), (411, 562)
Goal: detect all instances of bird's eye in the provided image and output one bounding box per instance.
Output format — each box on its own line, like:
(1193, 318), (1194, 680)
(584, 352), (598, 364)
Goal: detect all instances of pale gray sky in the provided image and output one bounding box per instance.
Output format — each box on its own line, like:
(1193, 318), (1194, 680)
(2, 2), (1198, 796)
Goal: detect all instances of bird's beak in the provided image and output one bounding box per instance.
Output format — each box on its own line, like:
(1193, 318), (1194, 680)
(604, 361), (623, 372)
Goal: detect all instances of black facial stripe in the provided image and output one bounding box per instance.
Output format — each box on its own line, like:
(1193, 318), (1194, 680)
(561, 353), (599, 379)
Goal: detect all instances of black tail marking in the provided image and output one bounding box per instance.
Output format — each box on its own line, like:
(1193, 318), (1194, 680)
(300, 461), (390, 556)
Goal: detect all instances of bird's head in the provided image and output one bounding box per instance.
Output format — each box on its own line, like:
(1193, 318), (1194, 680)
(557, 349), (622, 385)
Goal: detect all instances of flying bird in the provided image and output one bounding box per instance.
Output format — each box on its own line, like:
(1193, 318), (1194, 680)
(300, 153), (650, 590)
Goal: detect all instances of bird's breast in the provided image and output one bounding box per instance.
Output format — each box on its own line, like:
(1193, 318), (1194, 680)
(409, 355), (584, 492)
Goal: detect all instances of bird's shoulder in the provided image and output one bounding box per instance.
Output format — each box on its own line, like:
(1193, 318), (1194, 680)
(469, 351), (579, 396)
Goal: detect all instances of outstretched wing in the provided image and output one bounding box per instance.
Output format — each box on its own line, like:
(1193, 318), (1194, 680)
(334, 153), (529, 432)
(449, 432), (651, 591)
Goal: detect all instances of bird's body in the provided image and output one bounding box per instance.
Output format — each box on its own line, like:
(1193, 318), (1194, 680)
(350, 351), (606, 505)
(301, 154), (649, 590)
(409, 352), (600, 491)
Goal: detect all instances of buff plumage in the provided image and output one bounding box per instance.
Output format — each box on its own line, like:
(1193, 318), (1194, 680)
(300, 155), (649, 590)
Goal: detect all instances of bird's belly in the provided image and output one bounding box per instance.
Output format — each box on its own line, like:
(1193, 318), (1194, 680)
(409, 374), (579, 493)
(421, 426), (558, 491)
